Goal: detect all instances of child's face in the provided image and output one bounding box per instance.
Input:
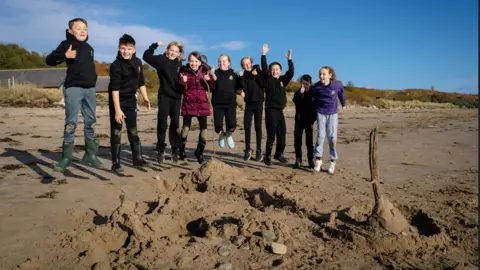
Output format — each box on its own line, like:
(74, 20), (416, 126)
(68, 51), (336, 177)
(319, 68), (332, 85)
(119, 44), (135, 60)
(301, 80), (312, 90)
(166, 45), (180, 60)
(270, 64), (282, 79)
(241, 58), (252, 71)
(68, 21), (88, 41)
(218, 56), (230, 71)
(188, 55), (201, 71)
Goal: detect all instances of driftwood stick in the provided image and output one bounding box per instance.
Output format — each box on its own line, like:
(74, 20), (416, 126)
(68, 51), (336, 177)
(369, 127), (381, 201)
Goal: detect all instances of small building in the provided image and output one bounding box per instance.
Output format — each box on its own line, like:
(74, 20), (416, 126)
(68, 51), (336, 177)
(0, 68), (109, 92)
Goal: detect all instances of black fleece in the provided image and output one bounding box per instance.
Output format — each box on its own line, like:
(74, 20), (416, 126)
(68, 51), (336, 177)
(45, 30), (98, 88)
(212, 68), (242, 107)
(256, 55), (294, 110)
(143, 43), (183, 99)
(293, 88), (316, 125)
(240, 64), (264, 103)
(108, 52), (145, 108)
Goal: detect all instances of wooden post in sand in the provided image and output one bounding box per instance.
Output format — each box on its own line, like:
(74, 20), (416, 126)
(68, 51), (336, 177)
(369, 127), (381, 199)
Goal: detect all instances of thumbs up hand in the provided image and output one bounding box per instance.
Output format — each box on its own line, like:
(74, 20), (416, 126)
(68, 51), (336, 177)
(65, 45), (77, 59)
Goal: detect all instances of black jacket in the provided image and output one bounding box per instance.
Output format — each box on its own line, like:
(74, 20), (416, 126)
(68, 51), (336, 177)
(108, 52), (145, 108)
(293, 88), (316, 125)
(45, 30), (97, 88)
(240, 64), (264, 103)
(143, 43), (183, 99)
(212, 68), (242, 107)
(256, 55), (294, 110)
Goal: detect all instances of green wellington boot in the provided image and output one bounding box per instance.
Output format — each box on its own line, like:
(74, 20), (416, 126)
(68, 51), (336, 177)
(82, 138), (103, 169)
(54, 141), (74, 173)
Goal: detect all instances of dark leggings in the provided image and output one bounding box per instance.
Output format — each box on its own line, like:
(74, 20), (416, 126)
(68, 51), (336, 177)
(294, 120), (314, 160)
(265, 108), (286, 157)
(213, 105), (236, 136)
(182, 115), (208, 145)
(244, 102), (263, 151)
(109, 106), (139, 145)
(156, 94), (182, 152)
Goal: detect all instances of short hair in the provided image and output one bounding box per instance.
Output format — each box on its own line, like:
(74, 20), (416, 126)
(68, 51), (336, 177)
(240, 56), (254, 67)
(68, 18), (88, 29)
(119, 34), (136, 46)
(300, 74), (312, 83)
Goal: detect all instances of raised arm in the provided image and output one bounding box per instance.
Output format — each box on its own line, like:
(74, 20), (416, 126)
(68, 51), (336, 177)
(260, 44), (270, 82)
(45, 41), (70, 66)
(142, 41), (166, 70)
(282, 49), (294, 85)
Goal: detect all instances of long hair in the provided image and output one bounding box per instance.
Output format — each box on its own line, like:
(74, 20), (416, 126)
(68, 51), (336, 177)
(320, 66), (337, 81)
(167, 41), (185, 62)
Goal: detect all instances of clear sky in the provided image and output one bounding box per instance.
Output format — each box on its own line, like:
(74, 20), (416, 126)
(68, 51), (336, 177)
(0, 0), (478, 93)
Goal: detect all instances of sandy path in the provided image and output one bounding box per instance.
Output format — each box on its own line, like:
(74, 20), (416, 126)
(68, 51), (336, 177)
(0, 106), (477, 269)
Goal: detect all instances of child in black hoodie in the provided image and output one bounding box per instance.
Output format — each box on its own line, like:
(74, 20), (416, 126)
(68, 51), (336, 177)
(211, 54), (243, 149)
(143, 40), (185, 163)
(239, 56), (264, 162)
(108, 34), (151, 174)
(292, 74), (316, 169)
(45, 18), (101, 173)
(256, 44), (294, 166)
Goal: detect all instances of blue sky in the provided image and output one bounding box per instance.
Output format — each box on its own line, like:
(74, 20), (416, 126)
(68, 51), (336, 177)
(0, 0), (478, 93)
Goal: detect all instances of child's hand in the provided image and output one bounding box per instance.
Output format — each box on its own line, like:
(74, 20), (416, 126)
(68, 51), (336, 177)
(240, 90), (245, 98)
(251, 69), (258, 76)
(143, 98), (151, 112)
(300, 85), (305, 93)
(342, 106), (346, 112)
(210, 65), (215, 75)
(115, 110), (126, 124)
(65, 45), (77, 59)
(203, 74), (211, 81)
(239, 71), (244, 77)
(181, 73), (187, 83)
(157, 41), (164, 47)
(262, 44), (269, 55)
(285, 49), (292, 60)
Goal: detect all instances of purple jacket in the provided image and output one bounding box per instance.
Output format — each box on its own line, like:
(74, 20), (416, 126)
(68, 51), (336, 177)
(312, 80), (346, 115)
(179, 64), (215, 117)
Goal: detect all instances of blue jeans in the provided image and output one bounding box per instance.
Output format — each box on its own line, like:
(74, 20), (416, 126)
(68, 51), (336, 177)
(314, 113), (338, 161)
(62, 87), (97, 142)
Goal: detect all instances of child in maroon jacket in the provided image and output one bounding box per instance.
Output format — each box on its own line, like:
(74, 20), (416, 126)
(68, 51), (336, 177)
(178, 51), (215, 164)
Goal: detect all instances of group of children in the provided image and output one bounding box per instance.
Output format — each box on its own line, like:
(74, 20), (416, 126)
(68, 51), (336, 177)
(46, 18), (346, 176)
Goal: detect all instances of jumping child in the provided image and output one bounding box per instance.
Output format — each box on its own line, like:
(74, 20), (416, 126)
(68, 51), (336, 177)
(45, 18), (102, 173)
(239, 56), (264, 162)
(178, 52), (215, 164)
(211, 54), (243, 150)
(293, 74), (316, 169)
(256, 44), (294, 166)
(108, 34), (151, 174)
(143, 40), (185, 163)
(311, 66), (346, 174)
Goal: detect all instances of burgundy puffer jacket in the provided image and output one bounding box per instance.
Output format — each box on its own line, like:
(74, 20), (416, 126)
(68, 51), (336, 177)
(179, 64), (215, 117)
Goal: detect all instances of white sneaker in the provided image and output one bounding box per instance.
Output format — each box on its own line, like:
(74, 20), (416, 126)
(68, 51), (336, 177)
(328, 162), (336, 174)
(314, 159), (322, 172)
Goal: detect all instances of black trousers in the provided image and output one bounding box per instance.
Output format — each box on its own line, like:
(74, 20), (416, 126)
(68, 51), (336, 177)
(109, 106), (139, 147)
(182, 115), (208, 145)
(265, 108), (286, 157)
(157, 94), (182, 152)
(213, 105), (236, 136)
(244, 102), (263, 151)
(294, 120), (314, 160)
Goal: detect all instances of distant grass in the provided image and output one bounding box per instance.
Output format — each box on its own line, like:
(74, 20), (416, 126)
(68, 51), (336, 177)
(372, 99), (458, 109)
(0, 84), (62, 107)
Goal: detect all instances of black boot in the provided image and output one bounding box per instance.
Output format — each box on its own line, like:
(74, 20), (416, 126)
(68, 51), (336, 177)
(171, 147), (179, 163)
(264, 144), (272, 166)
(131, 137), (148, 167)
(157, 143), (166, 164)
(179, 137), (187, 161)
(244, 149), (252, 161)
(255, 149), (263, 162)
(294, 158), (302, 169)
(111, 141), (124, 174)
(274, 144), (288, 164)
(194, 141), (206, 164)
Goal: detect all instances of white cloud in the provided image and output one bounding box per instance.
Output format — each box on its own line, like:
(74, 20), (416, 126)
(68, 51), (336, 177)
(0, 0), (244, 61)
(209, 41), (249, 51)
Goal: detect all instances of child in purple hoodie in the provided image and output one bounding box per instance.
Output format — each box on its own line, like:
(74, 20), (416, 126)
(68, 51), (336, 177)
(311, 66), (346, 174)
